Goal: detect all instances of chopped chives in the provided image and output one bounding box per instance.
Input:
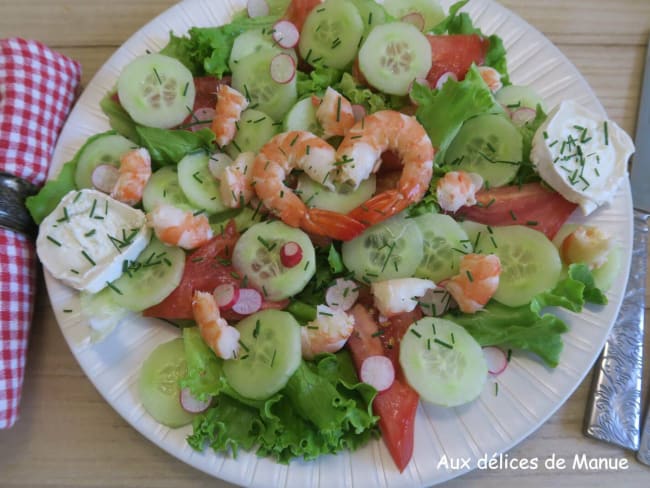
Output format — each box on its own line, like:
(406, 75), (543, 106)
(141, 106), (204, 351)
(466, 270), (474, 282)
(253, 320), (261, 338)
(271, 349), (277, 367)
(47, 235), (62, 246)
(434, 338), (453, 349)
(371, 329), (385, 337)
(603, 121), (609, 145)
(106, 281), (122, 295)
(410, 329), (422, 338)
(152, 67), (162, 84)
(238, 340), (250, 352)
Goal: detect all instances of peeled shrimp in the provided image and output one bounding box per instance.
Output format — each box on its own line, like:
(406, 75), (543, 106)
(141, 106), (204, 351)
(312, 87), (355, 139)
(110, 148), (152, 206)
(218, 151), (256, 208)
(478, 66), (503, 93)
(336, 110), (434, 226)
(211, 85), (248, 147)
(371, 278), (435, 317)
(445, 254), (501, 314)
(251, 130), (366, 240)
(301, 305), (355, 360)
(148, 203), (213, 250)
(192, 290), (240, 359)
(436, 171), (484, 213)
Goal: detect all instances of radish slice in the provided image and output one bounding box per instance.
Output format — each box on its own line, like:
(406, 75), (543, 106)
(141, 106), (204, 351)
(351, 104), (366, 122)
(269, 53), (296, 84)
(360, 355), (395, 392)
(208, 152), (233, 179)
(179, 387), (211, 413)
(187, 107), (215, 132)
(435, 71), (458, 90)
(280, 241), (302, 268)
(213, 283), (240, 310)
(483, 346), (508, 375)
(418, 287), (454, 317)
(232, 288), (263, 315)
(247, 0), (269, 18)
(272, 20), (300, 49)
(401, 12), (425, 32)
(408, 77), (429, 105)
(510, 107), (537, 126)
(91, 164), (120, 193)
(325, 278), (359, 311)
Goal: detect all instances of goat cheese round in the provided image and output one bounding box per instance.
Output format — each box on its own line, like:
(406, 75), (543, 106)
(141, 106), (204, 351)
(530, 100), (634, 215)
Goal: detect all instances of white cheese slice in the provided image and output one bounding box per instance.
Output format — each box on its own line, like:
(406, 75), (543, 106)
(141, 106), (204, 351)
(530, 100), (634, 215)
(36, 189), (151, 293)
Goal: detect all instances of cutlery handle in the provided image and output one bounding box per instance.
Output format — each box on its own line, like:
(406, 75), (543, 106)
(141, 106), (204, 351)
(584, 210), (648, 450)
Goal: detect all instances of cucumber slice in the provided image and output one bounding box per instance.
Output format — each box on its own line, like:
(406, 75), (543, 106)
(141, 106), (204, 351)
(459, 220), (489, 246)
(139, 338), (194, 428)
(476, 225), (562, 307)
(298, 0), (364, 70)
(223, 309), (302, 400)
(342, 211), (424, 283)
(142, 167), (198, 212)
(232, 50), (297, 121)
(400, 317), (487, 407)
(444, 114), (523, 187)
(229, 29), (297, 71)
(232, 221), (316, 300)
(383, 0), (445, 32)
(108, 237), (186, 312)
(117, 53), (196, 129)
(225, 108), (280, 158)
(177, 151), (228, 214)
(296, 173), (376, 213)
(283, 97), (321, 135)
(75, 132), (137, 189)
(413, 213), (472, 282)
(350, 0), (390, 41)
(496, 85), (546, 111)
(358, 21), (432, 96)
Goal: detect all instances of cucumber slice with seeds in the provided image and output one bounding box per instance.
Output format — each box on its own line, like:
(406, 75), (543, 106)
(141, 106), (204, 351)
(358, 21), (432, 96)
(223, 309), (302, 400)
(229, 28), (297, 71)
(299, 0), (364, 69)
(142, 167), (198, 213)
(177, 151), (227, 214)
(75, 132), (137, 189)
(496, 85), (546, 111)
(232, 221), (316, 300)
(225, 108), (280, 158)
(117, 53), (195, 129)
(351, 0), (390, 41)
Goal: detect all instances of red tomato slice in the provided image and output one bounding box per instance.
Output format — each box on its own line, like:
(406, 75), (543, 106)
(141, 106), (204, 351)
(454, 182), (578, 239)
(143, 221), (288, 320)
(347, 304), (421, 472)
(283, 0), (322, 31)
(179, 76), (230, 127)
(425, 34), (489, 87)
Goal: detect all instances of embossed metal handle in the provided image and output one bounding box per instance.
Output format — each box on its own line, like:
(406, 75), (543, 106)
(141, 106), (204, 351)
(584, 210), (648, 450)
(0, 171), (38, 236)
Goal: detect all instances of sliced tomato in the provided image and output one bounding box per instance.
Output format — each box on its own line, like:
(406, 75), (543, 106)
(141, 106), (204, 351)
(179, 76), (230, 127)
(347, 304), (421, 472)
(143, 221), (288, 320)
(283, 0), (322, 31)
(425, 34), (489, 87)
(454, 182), (578, 239)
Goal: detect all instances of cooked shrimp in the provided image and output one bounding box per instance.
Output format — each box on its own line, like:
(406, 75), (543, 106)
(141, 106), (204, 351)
(445, 254), (501, 314)
(561, 225), (613, 270)
(218, 151), (256, 208)
(436, 171), (484, 213)
(211, 85), (248, 147)
(192, 290), (240, 359)
(478, 66), (503, 93)
(336, 110), (434, 226)
(251, 130), (366, 241)
(110, 148), (152, 206)
(148, 204), (213, 250)
(301, 305), (355, 360)
(312, 87), (355, 138)
(371, 278), (435, 317)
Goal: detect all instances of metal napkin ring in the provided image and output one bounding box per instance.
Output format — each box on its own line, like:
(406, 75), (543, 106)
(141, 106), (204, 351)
(0, 171), (39, 237)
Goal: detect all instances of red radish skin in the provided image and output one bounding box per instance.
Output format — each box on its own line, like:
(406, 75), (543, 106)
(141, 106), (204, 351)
(360, 355), (395, 391)
(247, 0), (269, 18)
(213, 283), (240, 310)
(180, 387), (212, 413)
(351, 104), (366, 122)
(435, 71), (458, 90)
(325, 278), (359, 311)
(232, 288), (263, 315)
(272, 20), (300, 49)
(187, 107), (216, 132)
(510, 107), (537, 126)
(91, 164), (120, 193)
(280, 241), (303, 268)
(270, 53), (296, 84)
(483, 346), (508, 375)
(401, 12), (425, 32)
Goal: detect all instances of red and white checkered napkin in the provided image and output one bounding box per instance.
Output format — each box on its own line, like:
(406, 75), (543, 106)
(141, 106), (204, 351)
(0, 38), (81, 428)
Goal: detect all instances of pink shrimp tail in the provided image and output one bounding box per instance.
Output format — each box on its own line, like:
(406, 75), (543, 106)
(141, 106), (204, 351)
(445, 254), (501, 313)
(347, 190), (410, 227)
(302, 208), (367, 241)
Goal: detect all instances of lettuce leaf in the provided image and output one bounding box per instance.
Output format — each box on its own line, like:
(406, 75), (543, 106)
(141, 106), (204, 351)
(296, 66), (344, 98)
(412, 65), (501, 161)
(447, 264), (607, 367)
(160, 14), (279, 77)
(335, 73), (406, 114)
(25, 160), (76, 224)
(99, 91), (141, 144)
(135, 126), (215, 167)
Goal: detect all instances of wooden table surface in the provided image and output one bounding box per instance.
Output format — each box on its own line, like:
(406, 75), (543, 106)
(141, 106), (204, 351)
(2, 1), (650, 487)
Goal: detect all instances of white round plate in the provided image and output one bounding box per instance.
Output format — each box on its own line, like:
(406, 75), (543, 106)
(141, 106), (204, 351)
(44, 0), (633, 486)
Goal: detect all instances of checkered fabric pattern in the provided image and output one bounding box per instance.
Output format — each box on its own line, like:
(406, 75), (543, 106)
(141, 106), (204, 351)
(0, 38), (81, 428)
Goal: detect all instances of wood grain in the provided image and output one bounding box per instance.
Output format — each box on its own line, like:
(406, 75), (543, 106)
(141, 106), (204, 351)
(1, 1), (649, 487)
